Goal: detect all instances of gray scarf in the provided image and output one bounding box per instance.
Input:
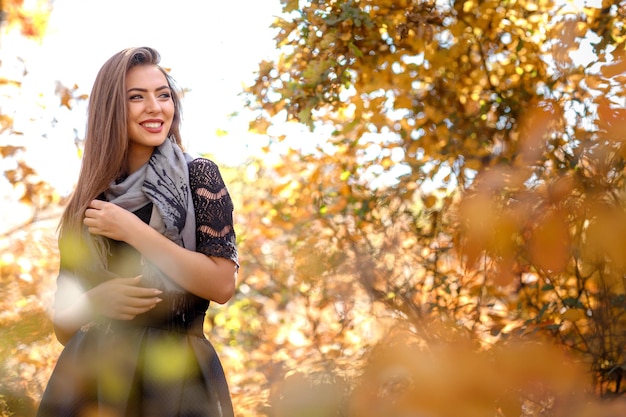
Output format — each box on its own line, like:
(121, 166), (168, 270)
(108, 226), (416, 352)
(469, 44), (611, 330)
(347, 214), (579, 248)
(91, 137), (196, 292)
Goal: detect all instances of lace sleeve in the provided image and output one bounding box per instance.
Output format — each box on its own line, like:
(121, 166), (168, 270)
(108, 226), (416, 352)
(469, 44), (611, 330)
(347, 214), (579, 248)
(188, 158), (239, 266)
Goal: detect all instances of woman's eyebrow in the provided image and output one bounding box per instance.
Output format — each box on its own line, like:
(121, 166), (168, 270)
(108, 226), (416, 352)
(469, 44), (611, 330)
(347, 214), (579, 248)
(126, 85), (170, 93)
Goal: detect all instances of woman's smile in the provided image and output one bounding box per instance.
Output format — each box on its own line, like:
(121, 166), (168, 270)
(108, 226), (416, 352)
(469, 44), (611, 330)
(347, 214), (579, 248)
(125, 64), (175, 171)
(140, 119), (165, 132)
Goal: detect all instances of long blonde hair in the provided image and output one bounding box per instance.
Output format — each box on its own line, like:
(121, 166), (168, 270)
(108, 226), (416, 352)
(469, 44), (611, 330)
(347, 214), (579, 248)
(59, 47), (183, 239)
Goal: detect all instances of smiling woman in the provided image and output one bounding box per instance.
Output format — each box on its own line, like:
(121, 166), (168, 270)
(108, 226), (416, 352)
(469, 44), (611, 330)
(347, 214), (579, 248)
(1, 0), (280, 201)
(125, 65), (177, 173)
(28, 0), (281, 163)
(36, 46), (239, 417)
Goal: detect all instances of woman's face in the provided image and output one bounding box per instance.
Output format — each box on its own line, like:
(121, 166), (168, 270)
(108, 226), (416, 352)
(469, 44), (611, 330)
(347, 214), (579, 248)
(125, 64), (175, 169)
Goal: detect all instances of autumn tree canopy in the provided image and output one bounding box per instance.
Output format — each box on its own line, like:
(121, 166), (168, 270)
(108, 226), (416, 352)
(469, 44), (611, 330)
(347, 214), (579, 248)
(5, 0), (626, 416)
(1, 0), (57, 229)
(243, 0), (626, 399)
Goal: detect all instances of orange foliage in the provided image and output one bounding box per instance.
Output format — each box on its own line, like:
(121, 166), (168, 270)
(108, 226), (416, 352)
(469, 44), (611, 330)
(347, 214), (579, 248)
(1, 0), (51, 39)
(7, 0), (626, 416)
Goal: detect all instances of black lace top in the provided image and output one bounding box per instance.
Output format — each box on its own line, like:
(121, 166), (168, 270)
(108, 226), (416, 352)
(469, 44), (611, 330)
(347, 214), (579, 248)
(57, 157), (238, 291)
(188, 158), (238, 267)
(42, 162), (237, 417)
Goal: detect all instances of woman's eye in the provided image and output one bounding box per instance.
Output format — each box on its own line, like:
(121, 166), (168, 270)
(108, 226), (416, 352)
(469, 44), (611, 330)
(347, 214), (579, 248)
(159, 92), (171, 99)
(129, 94), (142, 100)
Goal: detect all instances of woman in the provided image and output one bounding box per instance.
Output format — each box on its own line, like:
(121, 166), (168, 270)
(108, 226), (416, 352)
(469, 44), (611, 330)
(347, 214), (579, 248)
(37, 47), (238, 417)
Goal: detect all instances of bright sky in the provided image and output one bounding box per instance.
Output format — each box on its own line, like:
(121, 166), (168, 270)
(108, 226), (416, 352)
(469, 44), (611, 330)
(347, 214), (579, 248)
(2, 0), (606, 212)
(15, 0), (281, 190)
(0, 0), (283, 231)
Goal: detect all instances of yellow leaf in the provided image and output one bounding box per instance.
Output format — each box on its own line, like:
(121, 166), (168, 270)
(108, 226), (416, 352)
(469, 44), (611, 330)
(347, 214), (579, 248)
(422, 195), (437, 208)
(528, 209), (570, 273)
(561, 308), (584, 322)
(283, 0), (299, 13)
(249, 117), (271, 134)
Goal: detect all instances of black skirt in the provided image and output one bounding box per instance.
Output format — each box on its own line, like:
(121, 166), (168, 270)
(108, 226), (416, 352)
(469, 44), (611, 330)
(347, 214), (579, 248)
(36, 292), (234, 417)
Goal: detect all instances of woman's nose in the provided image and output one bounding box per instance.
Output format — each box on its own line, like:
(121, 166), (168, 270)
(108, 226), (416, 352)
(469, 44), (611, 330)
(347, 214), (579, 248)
(145, 95), (160, 113)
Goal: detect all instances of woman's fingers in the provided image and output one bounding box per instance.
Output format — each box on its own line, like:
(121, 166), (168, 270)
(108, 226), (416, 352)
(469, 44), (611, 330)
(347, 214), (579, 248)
(124, 285), (163, 298)
(106, 297), (162, 320)
(115, 297), (162, 321)
(88, 199), (106, 209)
(89, 275), (163, 320)
(121, 295), (163, 309)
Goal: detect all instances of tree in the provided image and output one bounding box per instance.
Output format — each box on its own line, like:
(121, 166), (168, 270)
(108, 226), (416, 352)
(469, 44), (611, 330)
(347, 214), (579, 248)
(0, 2), (65, 417)
(243, 0), (626, 402)
(5, 0), (626, 415)
(1, 0), (60, 233)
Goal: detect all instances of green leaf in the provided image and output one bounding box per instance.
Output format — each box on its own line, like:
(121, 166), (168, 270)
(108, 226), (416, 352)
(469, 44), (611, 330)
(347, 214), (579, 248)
(348, 41), (363, 58)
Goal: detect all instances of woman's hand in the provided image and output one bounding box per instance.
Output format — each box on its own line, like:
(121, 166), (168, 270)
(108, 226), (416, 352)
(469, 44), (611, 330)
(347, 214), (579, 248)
(87, 275), (162, 321)
(54, 275), (163, 344)
(83, 199), (140, 242)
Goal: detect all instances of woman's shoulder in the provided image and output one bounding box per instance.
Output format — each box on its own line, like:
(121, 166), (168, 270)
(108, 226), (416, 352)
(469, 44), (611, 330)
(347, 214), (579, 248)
(188, 156), (219, 173)
(187, 157), (226, 190)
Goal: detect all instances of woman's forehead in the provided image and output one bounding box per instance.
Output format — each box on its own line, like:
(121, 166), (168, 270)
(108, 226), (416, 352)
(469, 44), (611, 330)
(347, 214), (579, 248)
(126, 65), (168, 88)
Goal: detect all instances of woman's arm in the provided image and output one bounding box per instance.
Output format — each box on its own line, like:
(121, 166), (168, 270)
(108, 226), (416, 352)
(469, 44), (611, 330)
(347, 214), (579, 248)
(83, 203), (237, 302)
(83, 159), (238, 303)
(128, 226), (237, 303)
